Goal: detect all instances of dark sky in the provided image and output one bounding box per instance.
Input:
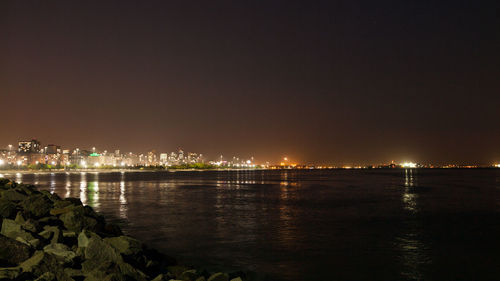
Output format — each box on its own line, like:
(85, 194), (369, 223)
(1, 0), (499, 165)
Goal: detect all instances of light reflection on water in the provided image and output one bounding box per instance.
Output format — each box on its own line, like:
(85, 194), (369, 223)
(397, 168), (430, 281)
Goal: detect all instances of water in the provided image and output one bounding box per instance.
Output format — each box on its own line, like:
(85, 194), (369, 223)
(2, 169), (499, 281)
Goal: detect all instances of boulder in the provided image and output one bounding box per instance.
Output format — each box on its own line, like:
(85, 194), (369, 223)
(39, 225), (62, 244)
(0, 234), (32, 265)
(1, 219), (37, 245)
(60, 205), (86, 232)
(0, 189), (27, 202)
(104, 235), (143, 256)
(50, 205), (76, 216)
(180, 269), (198, 281)
(43, 243), (77, 263)
(64, 197), (83, 206)
(0, 267), (22, 280)
(21, 194), (53, 218)
(84, 235), (122, 266)
(34, 272), (56, 281)
(0, 199), (17, 218)
(19, 251), (73, 281)
(77, 230), (101, 248)
(151, 274), (168, 281)
(230, 278), (243, 281)
(207, 272), (229, 281)
(15, 184), (37, 195)
(167, 265), (190, 278)
(23, 218), (42, 233)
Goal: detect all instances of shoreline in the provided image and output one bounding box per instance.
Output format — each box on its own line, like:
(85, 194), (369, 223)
(0, 179), (248, 281)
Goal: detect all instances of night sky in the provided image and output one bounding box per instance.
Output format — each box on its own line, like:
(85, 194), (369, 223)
(1, 1), (498, 165)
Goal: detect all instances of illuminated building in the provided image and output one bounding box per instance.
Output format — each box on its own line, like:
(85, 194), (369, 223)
(18, 139), (41, 154)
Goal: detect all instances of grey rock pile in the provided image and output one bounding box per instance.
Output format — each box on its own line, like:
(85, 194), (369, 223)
(0, 179), (244, 281)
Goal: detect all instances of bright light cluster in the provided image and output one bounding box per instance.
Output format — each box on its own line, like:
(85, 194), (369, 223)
(495, 164), (500, 168)
(401, 162), (417, 168)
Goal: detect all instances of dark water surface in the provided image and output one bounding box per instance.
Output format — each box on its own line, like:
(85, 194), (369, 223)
(2, 169), (499, 281)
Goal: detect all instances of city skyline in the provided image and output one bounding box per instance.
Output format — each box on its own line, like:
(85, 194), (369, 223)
(1, 1), (499, 165)
(1, 138), (499, 168)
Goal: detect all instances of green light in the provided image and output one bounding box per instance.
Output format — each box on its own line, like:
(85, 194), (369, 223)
(89, 153), (100, 157)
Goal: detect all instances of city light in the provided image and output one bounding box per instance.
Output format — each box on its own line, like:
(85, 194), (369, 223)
(0, 159), (4, 165)
(495, 164), (500, 168)
(401, 162), (417, 168)
(17, 160), (22, 166)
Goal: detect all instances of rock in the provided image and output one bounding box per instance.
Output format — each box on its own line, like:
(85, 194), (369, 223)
(15, 184), (37, 195)
(103, 223), (123, 236)
(180, 269), (198, 281)
(77, 230), (100, 248)
(230, 278), (243, 281)
(0, 267), (22, 280)
(40, 225), (62, 244)
(50, 205), (76, 216)
(1, 189), (28, 202)
(0, 199), (17, 219)
(207, 272), (229, 281)
(38, 215), (61, 226)
(23, 218), (41, 233)
(14, 211), (26, 224)
(19, 251), (73, 281)
(104, 235), (143, 256)
(21, 194), (53, 218)
(151, 274), (167, 281)
(60, 205), (86, 232)
(53, 200), (73, 209)
(34, 272), (56, 281)
(117, 260), (148, 281)
(84, 235), (122, 266)
(39, 190), (61, 203)
(167, 265), (190, 278)
(43, 243), (77, 263)
(16, 236), (41, 248)
(64, 197), (83, 206)
(62, 230), (77, 238)
(1, 219), (36, 244)
(195, 277), (207, 281)
(64, 268), (83, 278)
(102, 273), (127, 281)
(0, 234), (32, 265)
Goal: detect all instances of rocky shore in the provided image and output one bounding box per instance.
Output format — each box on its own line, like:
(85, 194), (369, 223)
(0, 179), (245, 281)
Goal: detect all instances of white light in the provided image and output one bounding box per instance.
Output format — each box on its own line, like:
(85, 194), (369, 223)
(0, 159), (4, 165)
(51, 161), (56, 165)
(402, 162), (417, 168)
(495, 164), (500, 168)
(17, 160), (22, 166)
(81, 161), (86, 166)
(94, 163), (100, 167)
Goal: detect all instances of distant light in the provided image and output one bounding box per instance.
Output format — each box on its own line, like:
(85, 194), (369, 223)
(495, 164), (500, 168)
(51, 161), (56, 165)
(246, 160), (251, 164)
(284, 157), (288, 161)
(0, 159), (4, 165)
(94, 163), (100, 167)
(81, 161), (86, 166)
(17, 160), (22, 166)
(402, 162), (417, 168)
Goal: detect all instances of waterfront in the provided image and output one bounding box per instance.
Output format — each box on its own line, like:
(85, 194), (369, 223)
(2, 169), (499, 281)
